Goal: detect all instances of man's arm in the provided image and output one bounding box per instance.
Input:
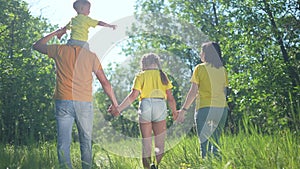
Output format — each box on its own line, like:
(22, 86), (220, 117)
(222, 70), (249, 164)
(95, 69), (119, 115)
(32, 28), (65, 54)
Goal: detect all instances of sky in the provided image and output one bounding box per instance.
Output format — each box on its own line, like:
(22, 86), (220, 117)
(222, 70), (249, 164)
(24, 0), (137, 67)
(25, 0), (136, 27)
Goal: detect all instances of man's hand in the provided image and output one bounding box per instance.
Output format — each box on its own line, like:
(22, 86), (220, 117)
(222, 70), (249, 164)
(56, 27), (67, 40)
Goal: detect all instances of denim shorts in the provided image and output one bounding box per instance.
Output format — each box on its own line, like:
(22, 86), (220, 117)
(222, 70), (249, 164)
(138, 98), (167, 122)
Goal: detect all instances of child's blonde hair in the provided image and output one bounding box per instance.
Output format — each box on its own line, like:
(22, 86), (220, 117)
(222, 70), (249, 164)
(73, 0), (90, 13)
(141, 53), (169, 85)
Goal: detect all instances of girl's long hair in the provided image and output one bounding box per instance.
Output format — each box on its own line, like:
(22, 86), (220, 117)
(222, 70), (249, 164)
(141, 53), (169, 85)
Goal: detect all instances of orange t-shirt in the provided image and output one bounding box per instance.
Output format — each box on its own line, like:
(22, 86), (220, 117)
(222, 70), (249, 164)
(47, 45), (102, 102)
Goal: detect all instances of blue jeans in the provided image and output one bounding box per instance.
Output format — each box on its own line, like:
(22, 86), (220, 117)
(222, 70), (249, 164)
(195, 107), (228, 158)
(55, 100), (93, 169)
(67, 39), (90, 49)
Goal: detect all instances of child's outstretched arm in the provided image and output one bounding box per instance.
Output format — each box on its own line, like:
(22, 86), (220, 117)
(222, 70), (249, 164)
(98, 21), (117, 30)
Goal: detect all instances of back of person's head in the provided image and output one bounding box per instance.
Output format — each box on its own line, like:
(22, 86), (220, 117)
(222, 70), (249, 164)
(201, 42), (224, 68)
(141, 53), (169, 85)
(73, 0), (90, 13)
(141, 53), (159, 69)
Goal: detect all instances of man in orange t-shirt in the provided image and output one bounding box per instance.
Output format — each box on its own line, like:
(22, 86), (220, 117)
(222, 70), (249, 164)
(33, 28), (118, 169)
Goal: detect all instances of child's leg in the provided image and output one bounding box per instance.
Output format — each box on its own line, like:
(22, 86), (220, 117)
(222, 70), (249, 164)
(67, 39), (90, 49)
(140, 122), (153, 169)
(152, 120), (166, 165)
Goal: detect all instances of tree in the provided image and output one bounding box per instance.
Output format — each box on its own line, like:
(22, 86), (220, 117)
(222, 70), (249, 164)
(122, 0), (300, 132)
(0, 0), (57, 144)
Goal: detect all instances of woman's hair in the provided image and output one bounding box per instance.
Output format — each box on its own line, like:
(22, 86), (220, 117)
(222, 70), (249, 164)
(141, 53), (169, 85)
(201, 42), (224, 68)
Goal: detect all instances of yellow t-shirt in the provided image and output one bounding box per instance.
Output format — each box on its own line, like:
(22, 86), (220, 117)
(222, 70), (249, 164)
(133, 70), (173, 100)
(47, 45), (102, 102)
(191, 63), (228, 109)
(67, 14), (98, 42)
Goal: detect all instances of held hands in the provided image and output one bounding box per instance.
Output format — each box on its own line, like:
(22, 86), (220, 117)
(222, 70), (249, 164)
(107, 103), (187, 121)
(172, 111), (179, 121)
(108, 104), (120, 117)
(175, 109), (186, 123)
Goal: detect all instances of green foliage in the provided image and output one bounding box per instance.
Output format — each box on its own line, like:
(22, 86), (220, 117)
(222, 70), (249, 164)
(0, 0), (57, 144)
(0, 0), (299, 150)
(122, 0), (300, 133)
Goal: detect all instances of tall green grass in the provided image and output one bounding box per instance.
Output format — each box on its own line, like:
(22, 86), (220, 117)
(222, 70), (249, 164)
(0, 142), (57, 169)
(1, 127), (299, 169)
(221, 130), (299, 169)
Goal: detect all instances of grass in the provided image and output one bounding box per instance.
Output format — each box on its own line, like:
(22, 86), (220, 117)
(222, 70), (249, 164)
(0, 142), (58, 169)
(216, 130), (299, 169)
(1, 129), (299, 169)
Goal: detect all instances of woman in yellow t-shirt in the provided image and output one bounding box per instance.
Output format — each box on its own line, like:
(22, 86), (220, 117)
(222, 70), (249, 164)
(113, 53), (177, 169)
(178, 42), (229, 159)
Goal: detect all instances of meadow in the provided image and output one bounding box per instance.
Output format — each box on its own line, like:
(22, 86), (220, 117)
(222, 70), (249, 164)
(1, 127), (299, 169)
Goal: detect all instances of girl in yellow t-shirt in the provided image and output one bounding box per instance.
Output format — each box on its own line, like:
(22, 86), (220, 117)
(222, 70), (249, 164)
(177, 42), (229, 159)
(114, 53), (177, 169)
